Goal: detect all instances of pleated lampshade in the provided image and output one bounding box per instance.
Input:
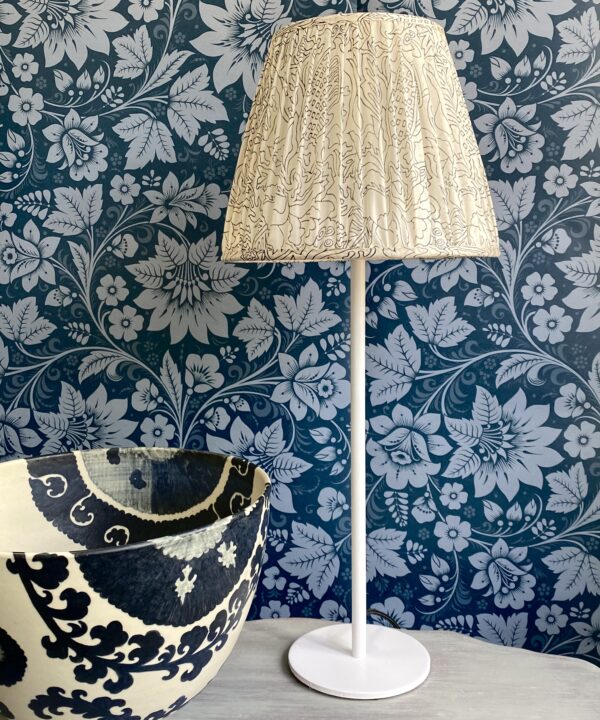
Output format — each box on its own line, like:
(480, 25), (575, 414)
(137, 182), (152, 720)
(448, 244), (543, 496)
(221, 12), (499, 262)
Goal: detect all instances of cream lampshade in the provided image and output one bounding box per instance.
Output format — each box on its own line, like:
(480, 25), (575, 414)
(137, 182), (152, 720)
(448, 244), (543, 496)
(222, 11), (499, 700)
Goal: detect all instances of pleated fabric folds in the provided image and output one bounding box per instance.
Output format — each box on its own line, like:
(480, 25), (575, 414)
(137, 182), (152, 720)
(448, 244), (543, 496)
(222, 12), (500, 262)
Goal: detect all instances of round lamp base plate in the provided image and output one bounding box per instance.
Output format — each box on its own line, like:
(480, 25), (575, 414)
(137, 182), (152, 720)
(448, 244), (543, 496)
(288, 623), (430, 700)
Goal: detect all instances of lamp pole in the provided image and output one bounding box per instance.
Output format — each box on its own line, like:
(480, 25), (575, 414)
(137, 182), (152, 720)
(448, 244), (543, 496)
(288, 258), (430, 698)
(350, 258), (367, 659)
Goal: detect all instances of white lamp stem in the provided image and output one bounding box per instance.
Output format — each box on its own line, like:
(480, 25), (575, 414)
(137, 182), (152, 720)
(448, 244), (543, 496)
(350, 258), (367, 659)
(287, 257), (430, 697)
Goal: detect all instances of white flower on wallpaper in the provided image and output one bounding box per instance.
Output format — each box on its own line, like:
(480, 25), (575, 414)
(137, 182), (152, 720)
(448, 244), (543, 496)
(192, 0), (291, 97)
(0, 220), (58, 291)
(128, 232), (247, 343)
(0, 0), (599, 667)
(35, 382), (136, 454)
(370, 597), (415, 629)
(448, 0), (574, 55)
(444, 387), (562, 501)
(470, 540), (536, 610)
(43, 111), (108, 182)
(0, 405), (40, 457)
(271, 344), (350, 421)
(128, 0), (164, 23)
(367, 406), (451, 490)
(8, 87), (44, 126)
(144, 173), (228, 230)
(13, 0), (127, 69)
(475, 99), (544, 174)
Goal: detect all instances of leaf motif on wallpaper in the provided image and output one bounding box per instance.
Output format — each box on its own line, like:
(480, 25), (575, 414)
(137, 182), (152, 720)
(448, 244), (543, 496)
(366, 529), (409, 581)
(489, 56), (511, 81)
(0, 338), (8, 382)
(144, 50), (193, 94)
(472, 386), (501, 424)
(488, 177), (535, 231)
(44, 185), (103, 235)
(209, 263), (247, 293)
(78, 351), (125, 382)
(14, 14), (48, 50)
(167, 66), (228, 144)
(477, 613), (528, 648)
(234, 299), (276, 360)
(589, 352), (600, 398)
(269, 457), (310, 514)
(542, 546), (600, 601)
(392, 280), (417, 302)
(0, 151), (15, 173)
(495, 353), (550, 387)
(446, 417), (480, 446)
(53, 69), (73, 92)
(309, 427), (332, 445)
(376, 296), (399, 320)
(485, 322), (512, 347)
(0, 298), (56, 346)
(160, 351), (183, 409)
(406, 297), (474, 348)
(274, 279), (340, 336)
(443, 448), (480, 480)
(547, 463), (588, 514)
(552, 99), (600, 160)
(447, 0), (486, 37)
(68, 241), (90, 287)
(366, 325), (420, 406)
(113, 114), (176, 169)
(499, 239), (517, 288)
(271, 453), (312, 481)
(14, 189), (51, 220)
(128, 258), (164, 289)
(558, 256), (598, 287)
(482, 500), (503, 523)
(582, 180), (600, 217)
(557, 231), (600, 332)
(556, 8), (599, 65)
(579, 491), (600, 530)
(58, 381), (85, 417)
(34, 410), (69, 437)
(113, 26), (153, 79)
(279, 522), (339, 599)
(0, 128), (27, 171)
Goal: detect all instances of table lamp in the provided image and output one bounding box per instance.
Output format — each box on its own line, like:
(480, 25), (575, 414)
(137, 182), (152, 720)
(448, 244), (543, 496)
(221, 12), (499, 700)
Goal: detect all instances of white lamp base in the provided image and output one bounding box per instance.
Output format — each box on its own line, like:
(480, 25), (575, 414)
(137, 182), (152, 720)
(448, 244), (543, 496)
(288, 623), (430, 700)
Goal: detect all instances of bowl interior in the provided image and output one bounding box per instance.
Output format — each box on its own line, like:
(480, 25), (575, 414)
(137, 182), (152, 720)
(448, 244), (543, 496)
(0, 448), (269, 554)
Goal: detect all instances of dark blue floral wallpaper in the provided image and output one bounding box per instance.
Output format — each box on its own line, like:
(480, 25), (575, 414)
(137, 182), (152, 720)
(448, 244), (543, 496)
(0, 0), (599, 664)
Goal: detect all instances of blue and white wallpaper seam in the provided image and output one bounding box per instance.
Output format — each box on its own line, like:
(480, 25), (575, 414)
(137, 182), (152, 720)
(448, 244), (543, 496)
(0, 0), (599, 664)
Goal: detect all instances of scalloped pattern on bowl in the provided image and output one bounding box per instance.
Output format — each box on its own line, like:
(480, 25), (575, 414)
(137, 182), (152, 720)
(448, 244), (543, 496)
(0, 448), (270, 720)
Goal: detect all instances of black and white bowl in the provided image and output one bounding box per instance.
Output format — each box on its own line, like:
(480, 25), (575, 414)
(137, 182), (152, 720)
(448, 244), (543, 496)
(0, 448), (270, 720)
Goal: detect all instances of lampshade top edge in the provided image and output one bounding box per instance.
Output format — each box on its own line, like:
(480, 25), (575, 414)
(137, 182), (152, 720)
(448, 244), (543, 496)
(271, 11), (446, 42)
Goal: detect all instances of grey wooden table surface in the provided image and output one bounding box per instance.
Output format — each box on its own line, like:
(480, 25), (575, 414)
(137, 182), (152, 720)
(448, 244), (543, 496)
(184, 618), (599, 720)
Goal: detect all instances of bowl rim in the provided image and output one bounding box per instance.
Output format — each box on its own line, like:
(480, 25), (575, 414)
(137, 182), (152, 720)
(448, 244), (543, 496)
(0, 447), (271, 559)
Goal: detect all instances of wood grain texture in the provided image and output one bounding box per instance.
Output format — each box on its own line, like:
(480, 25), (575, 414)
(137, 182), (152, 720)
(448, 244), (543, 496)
(177, 619), (600, 720)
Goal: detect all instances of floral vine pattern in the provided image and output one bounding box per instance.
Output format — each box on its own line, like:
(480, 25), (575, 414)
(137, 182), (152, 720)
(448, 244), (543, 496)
(0, 0), (598, 664)
(9, 551), (252, 718)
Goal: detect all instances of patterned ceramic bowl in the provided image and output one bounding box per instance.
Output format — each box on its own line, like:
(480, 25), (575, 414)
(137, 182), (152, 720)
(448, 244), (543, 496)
(0, 448), (270, 720)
